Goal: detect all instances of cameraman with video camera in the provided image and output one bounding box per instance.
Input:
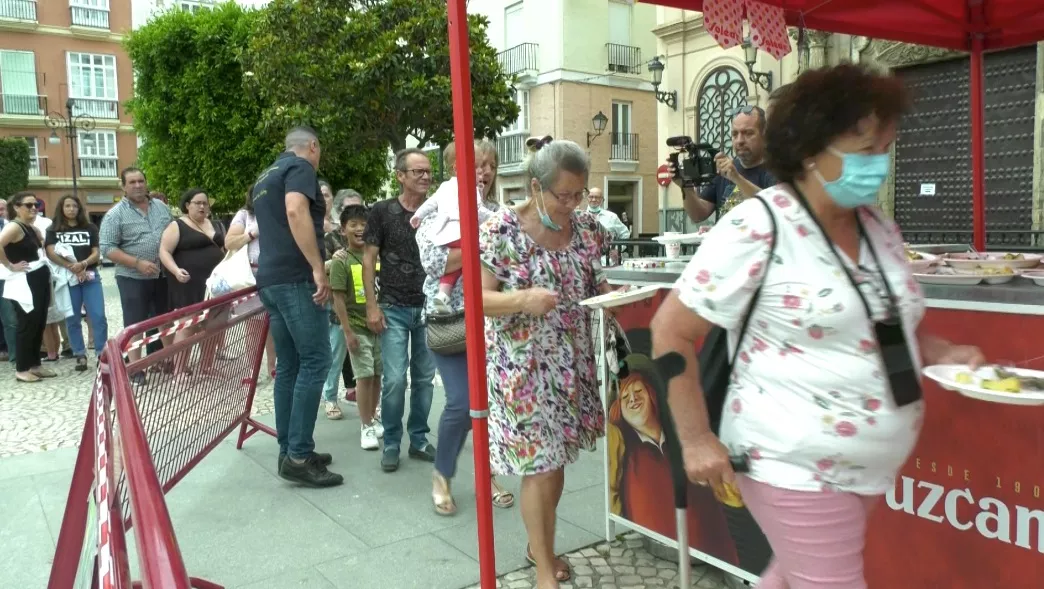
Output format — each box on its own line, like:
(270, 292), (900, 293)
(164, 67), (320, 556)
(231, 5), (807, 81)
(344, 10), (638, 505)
(670, 105), (776, 224)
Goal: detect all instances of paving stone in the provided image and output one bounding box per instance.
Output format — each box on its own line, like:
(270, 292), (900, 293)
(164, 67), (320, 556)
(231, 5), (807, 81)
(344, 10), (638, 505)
(637, 567), (657, 577)
(575, 576), (594, 587)
(505, 572), (529, 581)
(595, 566), (614, 576)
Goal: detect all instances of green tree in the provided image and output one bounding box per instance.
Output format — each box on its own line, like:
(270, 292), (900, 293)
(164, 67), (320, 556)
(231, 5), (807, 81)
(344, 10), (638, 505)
(245, 0), (519, 156)
(125, 4), (275, 213)
(0, 137), (30, 201)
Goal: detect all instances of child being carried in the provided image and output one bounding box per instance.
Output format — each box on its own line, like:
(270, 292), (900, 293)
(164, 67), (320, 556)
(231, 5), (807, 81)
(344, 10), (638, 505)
(410, 146), (493, 314)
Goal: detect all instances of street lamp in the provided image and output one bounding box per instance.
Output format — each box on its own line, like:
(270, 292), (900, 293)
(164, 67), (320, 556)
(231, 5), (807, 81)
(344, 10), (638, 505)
(647, 56), (678, 111)
(740, 37), (774, 92)
(45, 98), (97, 199)
(587, 110), (609, 147)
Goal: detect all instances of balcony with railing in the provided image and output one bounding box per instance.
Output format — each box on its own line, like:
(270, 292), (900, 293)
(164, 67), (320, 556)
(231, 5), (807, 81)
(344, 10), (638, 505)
(497, 133), (527, 171)
(610, 133), (639, 161)
(497, 43), (539, 80)
(70, 5), (109, 29)
(0, 0), (36, 22)
(0, 92), (46, 116)
(29, 156), (47, 177)
(70, 97), (120, 119)
(606, 43), (642, 75)
(80, 157), (118, 178)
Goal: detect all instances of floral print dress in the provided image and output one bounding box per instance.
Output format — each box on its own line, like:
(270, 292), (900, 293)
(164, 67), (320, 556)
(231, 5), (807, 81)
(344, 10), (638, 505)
(675, 186), (926, 495)
(479, 207), (609, 476)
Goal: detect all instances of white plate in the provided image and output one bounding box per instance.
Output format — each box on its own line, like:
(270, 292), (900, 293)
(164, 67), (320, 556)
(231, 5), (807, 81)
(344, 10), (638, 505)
(923, 365), (1044, 406)
(1021, 270), (1044, 286)
(653, 233), (703, 245)
(913, 273), (984, 285)
(944, 252), (1042, 270)
(580, 285), (661, 309)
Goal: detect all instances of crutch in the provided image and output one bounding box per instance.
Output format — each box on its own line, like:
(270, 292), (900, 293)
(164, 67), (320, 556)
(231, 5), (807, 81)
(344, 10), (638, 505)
(649, 353), (695, 589)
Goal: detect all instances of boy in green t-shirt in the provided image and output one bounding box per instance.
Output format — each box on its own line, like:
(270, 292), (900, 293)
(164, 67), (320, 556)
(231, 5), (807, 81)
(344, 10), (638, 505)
(329, 205), (383, 450)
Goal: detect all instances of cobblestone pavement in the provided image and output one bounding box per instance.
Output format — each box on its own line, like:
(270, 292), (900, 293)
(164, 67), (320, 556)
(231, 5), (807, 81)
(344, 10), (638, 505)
(473, 532), (745, 589)
(0, 267), (276, 457)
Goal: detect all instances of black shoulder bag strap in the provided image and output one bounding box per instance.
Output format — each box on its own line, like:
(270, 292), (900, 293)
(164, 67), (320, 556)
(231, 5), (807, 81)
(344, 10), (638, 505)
(699, 194), (778, 439)
(730, 195), (779, 367)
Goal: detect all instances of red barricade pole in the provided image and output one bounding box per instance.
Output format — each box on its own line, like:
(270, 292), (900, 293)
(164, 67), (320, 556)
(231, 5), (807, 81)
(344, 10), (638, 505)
(446, 0), (497, 586)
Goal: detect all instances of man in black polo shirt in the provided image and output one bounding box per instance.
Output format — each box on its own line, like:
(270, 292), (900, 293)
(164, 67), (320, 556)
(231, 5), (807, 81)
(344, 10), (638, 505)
(254, 126), (340, 487)
(675, 105), (777, 223)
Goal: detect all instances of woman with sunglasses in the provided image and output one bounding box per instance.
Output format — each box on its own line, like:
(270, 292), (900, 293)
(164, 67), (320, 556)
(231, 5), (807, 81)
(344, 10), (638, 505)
(0, 192), (55, 382)
(479, 138), (614, 589)
(651, 64), (985, 589)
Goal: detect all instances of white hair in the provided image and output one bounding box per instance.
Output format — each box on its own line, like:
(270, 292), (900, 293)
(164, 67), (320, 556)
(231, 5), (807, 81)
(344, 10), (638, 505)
(524, 139), (589, 190)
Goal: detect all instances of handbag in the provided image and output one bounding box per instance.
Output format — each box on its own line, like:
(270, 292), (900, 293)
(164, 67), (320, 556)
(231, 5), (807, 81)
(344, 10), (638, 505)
(698, 195), (778, 435)
(426, 309), (466, 355)
(205, 242), (255, 299)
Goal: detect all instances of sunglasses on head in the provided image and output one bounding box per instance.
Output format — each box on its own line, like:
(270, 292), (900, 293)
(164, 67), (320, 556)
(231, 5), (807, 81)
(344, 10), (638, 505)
(729, 104), (764, 118)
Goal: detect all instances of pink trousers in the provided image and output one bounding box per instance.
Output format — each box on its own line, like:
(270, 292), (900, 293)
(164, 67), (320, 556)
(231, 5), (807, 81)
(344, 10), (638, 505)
(736, 476), (881, 589)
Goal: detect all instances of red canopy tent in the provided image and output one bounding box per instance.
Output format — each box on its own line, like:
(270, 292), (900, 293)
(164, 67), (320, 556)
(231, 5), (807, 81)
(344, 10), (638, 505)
(444, 1), (1044, 587)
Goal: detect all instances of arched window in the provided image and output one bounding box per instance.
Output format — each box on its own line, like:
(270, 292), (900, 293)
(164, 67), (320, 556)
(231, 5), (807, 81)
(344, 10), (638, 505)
(696, 66), (747, 155)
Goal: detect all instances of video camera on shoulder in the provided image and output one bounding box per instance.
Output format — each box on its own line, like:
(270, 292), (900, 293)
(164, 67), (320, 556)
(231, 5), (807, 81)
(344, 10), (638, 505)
(666, 136), (718, 187)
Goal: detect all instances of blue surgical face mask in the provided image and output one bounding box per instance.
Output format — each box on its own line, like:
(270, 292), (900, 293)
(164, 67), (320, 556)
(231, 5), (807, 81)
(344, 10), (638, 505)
(588, 205), (602, 214)
(814, 147), (890, 208)
(537, 190), (563, 231)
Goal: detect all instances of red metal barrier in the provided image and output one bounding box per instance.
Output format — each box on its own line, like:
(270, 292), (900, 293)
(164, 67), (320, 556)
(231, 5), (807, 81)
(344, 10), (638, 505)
(48, 288), (272, 589)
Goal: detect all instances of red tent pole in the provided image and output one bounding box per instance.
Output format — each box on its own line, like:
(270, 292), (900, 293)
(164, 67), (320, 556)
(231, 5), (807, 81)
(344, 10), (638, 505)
(446, 1), (497, 587)
(969, 36), (987, 251)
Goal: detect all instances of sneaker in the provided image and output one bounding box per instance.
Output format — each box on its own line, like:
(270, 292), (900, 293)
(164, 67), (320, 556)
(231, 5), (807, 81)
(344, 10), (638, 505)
(278, 452), (333, 472)
(279, 455), (343, 488)
(381, 447), (400, 472)
(360, 425), (379, 451)
(409, 443), (436, 462)
(432, 293), (452, 314)
(371, 418), (384, 439)
(344, 388), (357, 405)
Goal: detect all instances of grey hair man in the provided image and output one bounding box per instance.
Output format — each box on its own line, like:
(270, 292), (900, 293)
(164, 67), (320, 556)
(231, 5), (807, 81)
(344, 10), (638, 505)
(99, 167), (173, 368)
(253, 125), (342, 487)
(672, 105), (777, 223)
(585, 187), (630, 241)
(362, 147), (437, 472)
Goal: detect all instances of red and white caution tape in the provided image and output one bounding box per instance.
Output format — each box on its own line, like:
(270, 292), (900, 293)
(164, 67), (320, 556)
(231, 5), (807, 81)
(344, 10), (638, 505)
(121, 292), (259, 353)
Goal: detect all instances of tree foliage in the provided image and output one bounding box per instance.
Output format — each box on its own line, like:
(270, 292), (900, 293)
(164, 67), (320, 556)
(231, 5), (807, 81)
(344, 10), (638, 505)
(125, 4), (274, 213)
(244, 0), (519, 156)
(0, 137), (30, 202)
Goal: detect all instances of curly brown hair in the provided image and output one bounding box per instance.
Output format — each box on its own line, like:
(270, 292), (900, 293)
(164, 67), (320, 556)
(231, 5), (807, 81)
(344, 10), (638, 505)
(765, 64), (910, 185)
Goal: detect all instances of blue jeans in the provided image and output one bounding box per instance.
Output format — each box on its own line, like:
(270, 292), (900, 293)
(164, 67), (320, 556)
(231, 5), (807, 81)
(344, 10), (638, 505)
(432, 351), (471, 479)
(379, 304), (436, 451)
(259, 283), (332, 460)
(0, 283), (15, 363)
(322, 322), (347, 403)
(66, 276), (108, 356)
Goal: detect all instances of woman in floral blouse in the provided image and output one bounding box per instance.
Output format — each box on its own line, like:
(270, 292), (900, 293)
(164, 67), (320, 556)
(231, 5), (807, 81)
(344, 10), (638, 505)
(416, 139), (516, 515)
(651, 64), (984, 589)
(479, 138), (612, 588)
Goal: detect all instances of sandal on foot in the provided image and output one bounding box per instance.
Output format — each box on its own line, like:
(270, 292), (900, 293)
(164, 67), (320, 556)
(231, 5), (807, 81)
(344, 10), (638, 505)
(432, 473), (457, 516)
(525, 544), (571, 581)
(324, 402), (343, 420)
(491, 478), (515, 509)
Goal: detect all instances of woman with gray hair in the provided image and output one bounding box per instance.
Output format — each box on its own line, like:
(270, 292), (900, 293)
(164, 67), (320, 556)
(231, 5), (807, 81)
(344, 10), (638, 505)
(479, 138), (614, 588)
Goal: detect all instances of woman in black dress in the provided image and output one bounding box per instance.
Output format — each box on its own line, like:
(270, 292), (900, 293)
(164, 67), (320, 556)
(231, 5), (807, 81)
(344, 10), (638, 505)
(158, 188), (225, 371)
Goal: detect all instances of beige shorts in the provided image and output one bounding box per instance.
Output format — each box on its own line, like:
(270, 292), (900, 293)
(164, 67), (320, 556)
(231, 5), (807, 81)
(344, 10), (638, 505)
(348, 328), (382, 379)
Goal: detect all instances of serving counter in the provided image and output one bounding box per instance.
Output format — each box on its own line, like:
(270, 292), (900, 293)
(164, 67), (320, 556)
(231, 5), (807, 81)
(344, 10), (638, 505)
(599, 265), (1044, 588)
